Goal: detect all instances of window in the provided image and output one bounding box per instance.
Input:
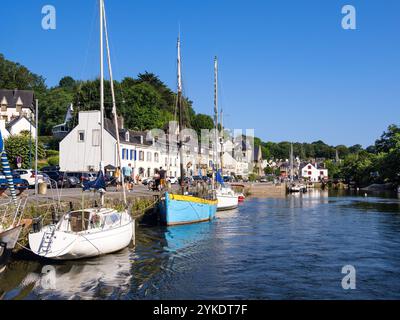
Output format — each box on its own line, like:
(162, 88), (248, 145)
(165, 157), (168, 166)
(92, 129), (100, 146)
(308, 171), (312, 175)
(147, 152), (152, 162)
(121, 149), (126, 160)
(154, 153), (159, 163)
(125, 132), (130, 142)
(130, 150), (134, 161)
(308, 165), (312, 169)
(139, 151), (144, 161)
(1, 104), (6, 112)
(78, 130), (85, 142)
(320, 171), (324, 176)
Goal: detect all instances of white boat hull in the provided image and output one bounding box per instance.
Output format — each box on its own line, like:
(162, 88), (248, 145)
(28, 209), (134, 260)
(217, 194), (239, 211)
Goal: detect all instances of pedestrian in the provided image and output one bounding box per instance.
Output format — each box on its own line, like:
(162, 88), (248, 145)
(159, 167), (166, 190)
(115, 166), (122, 191)
(122, 163), (133, 192)
(154, 169), (161, 191)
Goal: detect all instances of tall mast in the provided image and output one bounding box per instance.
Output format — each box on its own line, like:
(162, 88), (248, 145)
(177, 36), (185, 194)
(99, 0), (104, 168)
(102, 0), (127, 206)
(214, 56), (219, 175)
(290, 143), (294, 183)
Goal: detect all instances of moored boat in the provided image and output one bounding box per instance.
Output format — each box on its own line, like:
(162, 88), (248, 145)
(28, 0), (134, 260)
(28, 207), (133, 260)
(0, 225), (23, 273)
(159, 36), (217, 225)
(159, 192), (217, 226)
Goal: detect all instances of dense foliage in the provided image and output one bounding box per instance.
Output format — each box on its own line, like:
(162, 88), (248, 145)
(1, 54), (214, 136)
(4, 131), (46, 169)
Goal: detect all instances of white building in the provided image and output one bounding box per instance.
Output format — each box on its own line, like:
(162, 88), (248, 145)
(0, 89), (34, 122)
(301, 163), (328, 182)
(60, 110), (254, 179)
(0, 89), (37, 137)
(59, 111), (181, 178)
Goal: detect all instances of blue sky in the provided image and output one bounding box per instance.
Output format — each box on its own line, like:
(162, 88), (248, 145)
(1, 0), (399, 147)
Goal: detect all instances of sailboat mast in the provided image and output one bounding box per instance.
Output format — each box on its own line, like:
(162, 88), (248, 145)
(290, 143), (294, 183)
(99, 0), (105, 169)
(214, 56), (219, 173)
(102, 0), (127, 206)
(177, 36), (185, 193)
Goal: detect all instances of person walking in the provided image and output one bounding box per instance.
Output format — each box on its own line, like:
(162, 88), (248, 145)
(115, 166), (122, 192)
(159, 167), (166, 190)
(122, 163), (133, 192)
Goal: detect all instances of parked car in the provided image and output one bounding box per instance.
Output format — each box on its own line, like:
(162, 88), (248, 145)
(259, 176), (268, 183)
(223, 176), (234, 183)
(13, 169), (44, 187)
(41, 165), (60, 172)
(65, 172), (96, 183)
(0, 171), (29, 191)
(45, 171), (80, 188)
(167, 176), (178, 184)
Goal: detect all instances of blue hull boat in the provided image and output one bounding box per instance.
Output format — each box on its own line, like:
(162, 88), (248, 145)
(159, 192), (217, 226)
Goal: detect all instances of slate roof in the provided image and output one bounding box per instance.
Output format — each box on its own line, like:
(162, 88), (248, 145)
(0, 89), (34, 110)
(103, 118), (153, 146)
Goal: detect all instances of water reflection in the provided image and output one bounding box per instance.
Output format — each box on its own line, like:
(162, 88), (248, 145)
(2, 248), (133, 300)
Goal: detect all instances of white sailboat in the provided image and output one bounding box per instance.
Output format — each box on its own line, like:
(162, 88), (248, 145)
(29, 0), (134, 260)
(213, 57), (239, 211)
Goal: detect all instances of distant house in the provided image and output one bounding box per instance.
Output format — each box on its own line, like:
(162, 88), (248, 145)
(52, 104), (74, 139)
(301, 163), (328, 182)
(0, 89), (36, 137)
(6, 115), (36, 136)
(0, 89), (34, 121)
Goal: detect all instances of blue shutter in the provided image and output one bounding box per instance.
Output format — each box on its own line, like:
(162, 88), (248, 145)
(134, 150), (137, 161)
(122, 149), (125, 160)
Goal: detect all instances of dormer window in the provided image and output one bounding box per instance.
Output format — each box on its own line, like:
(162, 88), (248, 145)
(125, 131), (129, 142)
(16, 97), (23, 113)
(1, 96), (7, 112)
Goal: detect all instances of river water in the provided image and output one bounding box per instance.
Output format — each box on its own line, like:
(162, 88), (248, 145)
(1, 190), (400, 300)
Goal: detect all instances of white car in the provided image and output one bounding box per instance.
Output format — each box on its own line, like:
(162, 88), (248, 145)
(13, 169), (44, 187)
(167, 176), (178, 184)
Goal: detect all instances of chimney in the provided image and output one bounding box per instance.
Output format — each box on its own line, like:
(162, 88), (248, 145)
(116, 115), (124, 129)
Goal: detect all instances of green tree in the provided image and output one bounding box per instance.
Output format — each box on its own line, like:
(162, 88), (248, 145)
(0, 53), (46, 93)
(4, 132), (46, 169)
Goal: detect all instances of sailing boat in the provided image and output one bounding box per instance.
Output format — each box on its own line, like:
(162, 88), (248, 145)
(28, 0), (134, 260)
(213, 57), (239, 211)
(159, 37), (217, 226)
(0, 129), (26, 273)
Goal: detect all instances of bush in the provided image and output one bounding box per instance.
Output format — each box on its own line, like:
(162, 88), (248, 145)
(47, 156), (59, 166)
(46, 150), (59, 157)
(248, 173), (259, 182)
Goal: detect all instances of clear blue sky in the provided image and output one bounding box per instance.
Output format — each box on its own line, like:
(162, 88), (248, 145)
(1, 0), (399, 147)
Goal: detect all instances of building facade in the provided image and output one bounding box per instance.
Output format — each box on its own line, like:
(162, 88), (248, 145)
(300, 163), (328, 182)
(0, 89), (36, 137)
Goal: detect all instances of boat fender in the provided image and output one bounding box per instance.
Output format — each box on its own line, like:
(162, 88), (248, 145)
(32, 217), (42, 233)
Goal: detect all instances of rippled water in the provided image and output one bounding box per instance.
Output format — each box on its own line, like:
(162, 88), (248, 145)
(1, 190), (400, 300)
